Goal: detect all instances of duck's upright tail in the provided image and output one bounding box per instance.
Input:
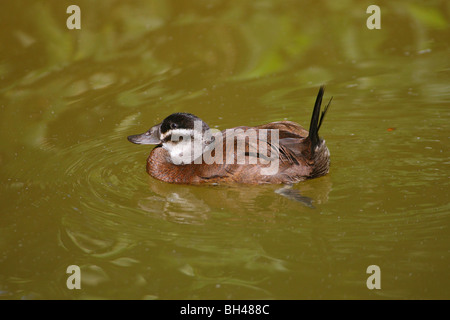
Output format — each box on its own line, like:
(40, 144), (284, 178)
(308, 86), (332, 156)
(307, 86), (332, 178)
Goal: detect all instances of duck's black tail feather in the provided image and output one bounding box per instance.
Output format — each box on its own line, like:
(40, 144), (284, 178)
(309, 86), (332, 155)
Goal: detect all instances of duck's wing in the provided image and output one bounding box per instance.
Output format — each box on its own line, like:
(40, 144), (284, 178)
(219, 125), (310, 166)
(256, 121), (312, 160)
(255, 121), (309, 139)
(195, 125), (312, 183)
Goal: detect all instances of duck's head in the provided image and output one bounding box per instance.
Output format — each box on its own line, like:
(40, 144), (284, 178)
(127, 113), (213, 164)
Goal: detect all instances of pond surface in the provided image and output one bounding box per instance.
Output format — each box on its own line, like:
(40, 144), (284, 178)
(0, 0), (449, 299)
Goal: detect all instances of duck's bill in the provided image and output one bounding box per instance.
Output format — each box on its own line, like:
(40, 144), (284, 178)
(127, 124), (161, 145)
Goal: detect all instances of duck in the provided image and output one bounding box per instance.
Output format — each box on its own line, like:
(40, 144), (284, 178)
(127, 86), (332, 185)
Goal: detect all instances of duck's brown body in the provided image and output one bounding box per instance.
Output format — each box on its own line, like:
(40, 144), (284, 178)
(146, 120), (330, 185)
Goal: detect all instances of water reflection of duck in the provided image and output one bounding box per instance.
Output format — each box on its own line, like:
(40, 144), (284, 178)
(138, 176), (332, 224)
(128, 87), (332, 185)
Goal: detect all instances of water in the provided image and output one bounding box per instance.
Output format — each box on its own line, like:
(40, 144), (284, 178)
(0, 0), (449, 299)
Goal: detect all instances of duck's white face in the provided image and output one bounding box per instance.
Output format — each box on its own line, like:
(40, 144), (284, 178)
(127, 113), (212, 165)
(161, 128), (206, 165)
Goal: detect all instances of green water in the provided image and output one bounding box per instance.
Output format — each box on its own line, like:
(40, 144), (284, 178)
(0, 0), (449, 299)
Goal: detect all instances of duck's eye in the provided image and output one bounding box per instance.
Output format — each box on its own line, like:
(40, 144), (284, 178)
(170, 123), (178, 129)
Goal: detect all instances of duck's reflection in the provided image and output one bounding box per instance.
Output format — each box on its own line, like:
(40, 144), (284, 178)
(138, 175), (333, 224)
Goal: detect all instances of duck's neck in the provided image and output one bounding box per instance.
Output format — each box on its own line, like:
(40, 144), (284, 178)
(147, 146), (198, 184)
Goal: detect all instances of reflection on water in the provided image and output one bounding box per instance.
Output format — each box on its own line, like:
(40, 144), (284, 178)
(0, 0), (449, 299)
